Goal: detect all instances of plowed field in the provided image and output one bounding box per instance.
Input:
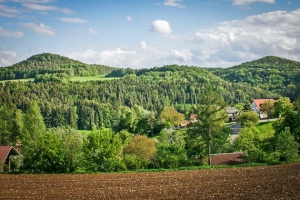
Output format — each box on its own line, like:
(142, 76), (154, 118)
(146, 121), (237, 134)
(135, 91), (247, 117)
(1, 163), (300, 199)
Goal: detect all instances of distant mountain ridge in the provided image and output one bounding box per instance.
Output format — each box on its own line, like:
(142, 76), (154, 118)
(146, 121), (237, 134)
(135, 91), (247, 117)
(1, 53), (299, 98)
(209, 56), (300, 98)
(0, 53), (115, 80)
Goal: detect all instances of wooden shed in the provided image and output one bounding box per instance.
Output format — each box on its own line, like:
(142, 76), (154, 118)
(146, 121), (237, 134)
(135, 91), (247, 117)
(0, 146), (21, 172)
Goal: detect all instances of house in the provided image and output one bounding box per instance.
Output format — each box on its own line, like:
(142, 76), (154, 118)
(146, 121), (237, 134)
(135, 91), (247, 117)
(251, 99), (275, 118)
(190, 114), (198, 123)
(180, 120), (190, 128)
(225, 107), (239, 121)
(0, 146), (21, 172)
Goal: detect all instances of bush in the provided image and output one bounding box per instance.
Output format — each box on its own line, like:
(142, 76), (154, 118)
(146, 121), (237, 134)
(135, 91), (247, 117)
(237, 111), (259, 127)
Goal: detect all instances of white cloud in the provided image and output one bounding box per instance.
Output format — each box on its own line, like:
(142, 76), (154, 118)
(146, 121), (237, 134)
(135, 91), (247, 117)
(63, 46), (195, 69)
(0, 50), (20, 67)
(20, 23), (55, 35)
(188, 9), (300, 65)
(126, 16), (132, 21)
(141, 41), (147, 49)
(0, 5), (21, 18)
(23, 3), (72, 14)
(171, 49), (193, 62)
(62, 7), (300, 69)
(232, 0), (275, 6)
(89, 28), (98, 35)
(164, 0), (186, 8)
(150, 20), (172, 35)
(59, 18), (87, 23)
(0, 26), (24, 37)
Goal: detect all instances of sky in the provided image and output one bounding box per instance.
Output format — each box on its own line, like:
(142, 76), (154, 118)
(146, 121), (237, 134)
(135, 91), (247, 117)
(0, 0), (300, 68)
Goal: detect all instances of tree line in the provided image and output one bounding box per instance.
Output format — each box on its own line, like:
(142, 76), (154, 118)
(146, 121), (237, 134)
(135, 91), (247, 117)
(0, 65), (278, 131)
(209, 56), (300, 98)
(0, 53), (114, 80)
(1, 91), (299, 173)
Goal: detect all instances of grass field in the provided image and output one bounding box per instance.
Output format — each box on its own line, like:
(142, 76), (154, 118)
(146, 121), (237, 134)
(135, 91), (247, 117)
(70, 75), (120, 82)
(0, 78), (34, 83)
(257, 121), (275, 140)
(0, 75), (120, 83)
(1, 163), (299, 199)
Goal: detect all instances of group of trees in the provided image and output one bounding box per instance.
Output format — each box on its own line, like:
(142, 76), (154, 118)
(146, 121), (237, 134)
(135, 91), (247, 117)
(210, 56), (300, 98)
(0, 53), (299, 172)
(0, 63), (279, 133)
(0, 86), (235, 172)
(234, 97), (299, 163)
(0, 53), (114, 80)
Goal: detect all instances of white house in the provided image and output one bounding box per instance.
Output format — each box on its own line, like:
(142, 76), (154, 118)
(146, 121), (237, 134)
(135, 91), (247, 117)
(251, 99), (275, 118)
(225, 107), (239, 121)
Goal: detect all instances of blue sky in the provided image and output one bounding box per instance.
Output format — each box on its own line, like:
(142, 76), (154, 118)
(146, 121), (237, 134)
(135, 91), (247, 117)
(0, 0), (299, 68)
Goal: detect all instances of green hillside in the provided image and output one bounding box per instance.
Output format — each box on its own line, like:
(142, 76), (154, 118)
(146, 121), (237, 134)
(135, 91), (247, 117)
(0, 61), (279, 130)
(209, 56), (300, 98)
(0, 53), (115, 80)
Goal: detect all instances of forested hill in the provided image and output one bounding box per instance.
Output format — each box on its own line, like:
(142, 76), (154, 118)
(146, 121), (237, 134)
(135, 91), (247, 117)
(0, 53), (115, 80)
(208, 56), (300, 98)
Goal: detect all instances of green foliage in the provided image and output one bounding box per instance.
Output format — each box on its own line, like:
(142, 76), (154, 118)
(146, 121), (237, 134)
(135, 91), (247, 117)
(274, 127), (299, 161)
(123, 154), (144, 170)
(274, 97), (293, 117)
(233, 126), (264, 163)
(159, 106), (185, 128)
(123, 134), (156, 168)
(21, 131), (66, 173)
(22, 101), (46, 141)
(1, 54), (300, 172)
(237, 111), (259, 127)
(209, 56), (300, 98)
(0, 53), (114, 80)
(0, 105), (23, 146)
(82, 128), (126, 172)
(153, 144), (187, 169)
(48, 127), (84, 172)
(186, 87), (228, 165)
(260, 100), (275, 120)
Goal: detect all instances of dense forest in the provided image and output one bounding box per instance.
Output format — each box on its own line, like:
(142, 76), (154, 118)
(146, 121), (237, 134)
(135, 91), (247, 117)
(0, 53), (299, 173)
(208, 56), (300, 98)
(0, 53), (114, 80)
(0, 54), (280, 130)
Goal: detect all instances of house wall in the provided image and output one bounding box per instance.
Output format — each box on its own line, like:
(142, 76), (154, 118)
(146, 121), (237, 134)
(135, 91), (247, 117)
(251, 101), (268, 118)
(251, 102), (259, 113)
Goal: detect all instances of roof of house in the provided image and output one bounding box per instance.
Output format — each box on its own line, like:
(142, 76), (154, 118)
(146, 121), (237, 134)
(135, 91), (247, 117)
(0, 146), (20, 164)
(180, 120), (190, 126)
(225, 107), (239, 114)
(253, 99), (275, 110)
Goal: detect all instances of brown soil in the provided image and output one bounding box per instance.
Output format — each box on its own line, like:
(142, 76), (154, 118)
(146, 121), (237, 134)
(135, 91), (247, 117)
(211, 153), (244, 165)
(1, 162), (300, 199)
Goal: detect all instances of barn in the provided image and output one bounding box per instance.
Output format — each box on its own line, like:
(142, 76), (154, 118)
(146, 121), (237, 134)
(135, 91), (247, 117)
(0, 146), (21, 172)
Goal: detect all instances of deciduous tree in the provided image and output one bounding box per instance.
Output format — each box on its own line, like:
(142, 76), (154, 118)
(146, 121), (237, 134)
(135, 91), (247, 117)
(123, 134), (156, 168)
(237, 111), (259, 127)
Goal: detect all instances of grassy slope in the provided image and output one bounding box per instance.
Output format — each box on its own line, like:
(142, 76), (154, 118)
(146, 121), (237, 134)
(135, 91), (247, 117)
(256, 121), (275, 140)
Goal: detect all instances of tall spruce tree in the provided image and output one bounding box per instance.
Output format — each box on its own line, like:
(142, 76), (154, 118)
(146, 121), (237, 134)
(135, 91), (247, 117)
(187, 87), (228, 166)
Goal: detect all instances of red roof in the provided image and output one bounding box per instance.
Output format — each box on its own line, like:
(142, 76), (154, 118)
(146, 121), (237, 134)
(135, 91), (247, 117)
(0, 146), (20, 164)
(253, 99), (275, 110)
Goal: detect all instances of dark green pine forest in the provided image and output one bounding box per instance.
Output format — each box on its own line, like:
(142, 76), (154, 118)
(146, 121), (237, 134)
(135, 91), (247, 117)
(0, 53), (299, 173)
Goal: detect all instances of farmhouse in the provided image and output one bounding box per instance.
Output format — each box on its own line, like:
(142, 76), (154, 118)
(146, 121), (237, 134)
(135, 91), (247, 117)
(225, 107), (239, 121)
(251, 99), (275, 118)
(0, 146), (21, 172)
